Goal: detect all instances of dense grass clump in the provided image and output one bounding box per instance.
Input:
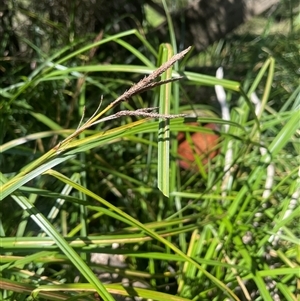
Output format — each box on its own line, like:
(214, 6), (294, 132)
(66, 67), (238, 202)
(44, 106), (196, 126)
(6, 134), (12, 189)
(0, 1), (299, 301)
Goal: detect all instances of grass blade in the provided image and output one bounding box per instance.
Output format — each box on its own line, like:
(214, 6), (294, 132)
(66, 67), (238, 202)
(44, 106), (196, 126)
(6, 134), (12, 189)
(157, 43), (173, 197)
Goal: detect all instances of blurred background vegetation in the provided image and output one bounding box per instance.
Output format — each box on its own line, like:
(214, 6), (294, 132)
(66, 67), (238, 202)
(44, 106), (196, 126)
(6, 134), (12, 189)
(0, 0), (299, 300)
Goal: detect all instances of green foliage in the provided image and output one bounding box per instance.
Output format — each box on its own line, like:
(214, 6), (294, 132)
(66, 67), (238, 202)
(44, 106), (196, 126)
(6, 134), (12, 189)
(0, 1), (299, 301)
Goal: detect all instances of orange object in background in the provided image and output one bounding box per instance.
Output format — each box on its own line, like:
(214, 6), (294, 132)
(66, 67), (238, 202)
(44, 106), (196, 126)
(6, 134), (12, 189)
(177, 123), (220, 170)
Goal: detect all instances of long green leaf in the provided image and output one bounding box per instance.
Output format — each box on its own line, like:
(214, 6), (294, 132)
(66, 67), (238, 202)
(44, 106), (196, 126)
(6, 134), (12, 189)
(0, 178), (115, 301)
(157, 43), (173, 197)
